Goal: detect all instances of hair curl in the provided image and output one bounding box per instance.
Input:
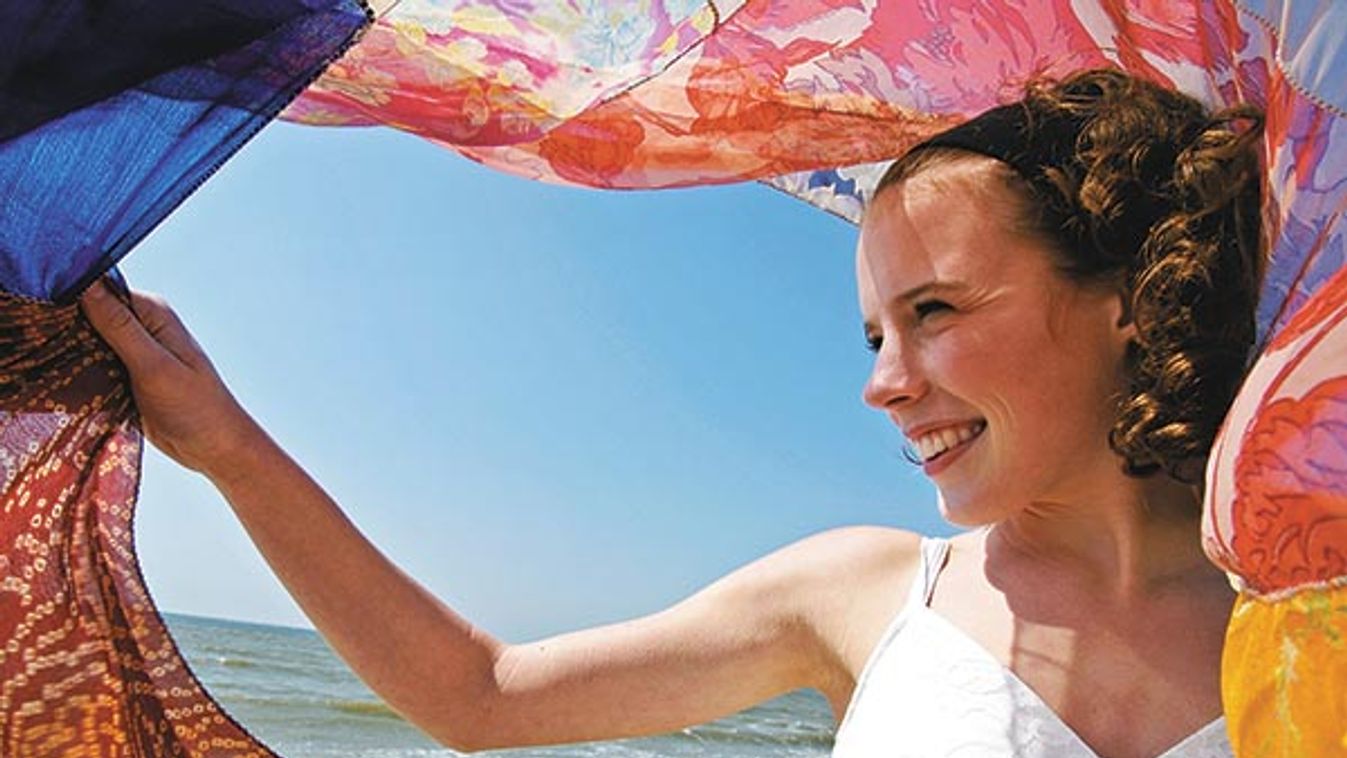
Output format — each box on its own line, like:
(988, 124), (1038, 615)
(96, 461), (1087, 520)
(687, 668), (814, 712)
(875, 69), (1265, 483)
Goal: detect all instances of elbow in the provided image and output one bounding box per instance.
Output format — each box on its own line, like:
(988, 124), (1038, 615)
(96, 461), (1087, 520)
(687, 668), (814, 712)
(423, 701), (511, 754)
(417, 664), (515, 753)
(410, 641), (515, 752)
(413, 641), (534, 753)
(417, 704), (495, 754)
(429, 732), (489, 755)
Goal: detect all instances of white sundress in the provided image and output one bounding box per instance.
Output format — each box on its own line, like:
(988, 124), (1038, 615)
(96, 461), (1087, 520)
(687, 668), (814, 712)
(831, 538), (1232, 758)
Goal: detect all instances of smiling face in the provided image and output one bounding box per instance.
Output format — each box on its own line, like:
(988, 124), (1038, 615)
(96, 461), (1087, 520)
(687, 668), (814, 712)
(858, 157), (1135, 526)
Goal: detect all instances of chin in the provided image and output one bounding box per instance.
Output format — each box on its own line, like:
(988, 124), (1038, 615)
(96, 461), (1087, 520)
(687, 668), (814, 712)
(937, 492), (980, 527)
(935, 489), (992, 528)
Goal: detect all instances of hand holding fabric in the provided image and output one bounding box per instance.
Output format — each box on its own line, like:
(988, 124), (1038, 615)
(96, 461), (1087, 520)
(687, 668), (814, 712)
(80, 281), (261, 480)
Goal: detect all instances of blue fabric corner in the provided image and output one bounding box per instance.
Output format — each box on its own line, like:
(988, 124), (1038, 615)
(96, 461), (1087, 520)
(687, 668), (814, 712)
(0, 0), (371, 302)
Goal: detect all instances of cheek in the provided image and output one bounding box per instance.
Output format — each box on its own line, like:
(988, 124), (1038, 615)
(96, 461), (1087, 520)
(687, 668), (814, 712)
(936, 317), (1114, 444)
(933, 319), (1056, 408)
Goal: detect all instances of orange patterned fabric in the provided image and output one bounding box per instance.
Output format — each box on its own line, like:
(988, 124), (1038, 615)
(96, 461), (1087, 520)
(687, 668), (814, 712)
(1221, 586), (1347, 756)
(0, 293), (274, 757)
(1205, 262), (1347, 755)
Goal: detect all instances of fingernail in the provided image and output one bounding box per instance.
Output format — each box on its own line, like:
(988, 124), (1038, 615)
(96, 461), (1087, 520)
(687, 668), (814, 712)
(82, 280), (108, 302)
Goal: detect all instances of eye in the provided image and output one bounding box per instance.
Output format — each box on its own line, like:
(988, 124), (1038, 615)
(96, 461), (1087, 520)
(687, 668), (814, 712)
(864, 331), (883, 353)
(914, 299), (953, 321)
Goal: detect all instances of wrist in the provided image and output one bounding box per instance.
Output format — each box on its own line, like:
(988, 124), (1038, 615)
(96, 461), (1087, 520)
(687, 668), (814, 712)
(202, 412), (277, 491)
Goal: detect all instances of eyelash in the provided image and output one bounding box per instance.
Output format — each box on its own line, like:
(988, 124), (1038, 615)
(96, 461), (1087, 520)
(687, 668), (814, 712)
(865, 300), (954, 353)
(914, 299), (952, 320)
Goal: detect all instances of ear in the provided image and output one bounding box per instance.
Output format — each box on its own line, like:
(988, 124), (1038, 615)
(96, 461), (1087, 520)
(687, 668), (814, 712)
(1110, 288), (1137, 346)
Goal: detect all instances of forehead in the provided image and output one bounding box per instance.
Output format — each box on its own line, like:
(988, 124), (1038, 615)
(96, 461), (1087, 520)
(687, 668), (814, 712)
(856, 161), (1042, 306)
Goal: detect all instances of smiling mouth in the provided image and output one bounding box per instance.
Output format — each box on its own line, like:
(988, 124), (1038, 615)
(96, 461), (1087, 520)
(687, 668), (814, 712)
(911, 421), (986, 464)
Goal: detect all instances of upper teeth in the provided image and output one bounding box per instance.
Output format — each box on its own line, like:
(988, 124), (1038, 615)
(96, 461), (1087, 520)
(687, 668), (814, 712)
(911, 422), (985, 463)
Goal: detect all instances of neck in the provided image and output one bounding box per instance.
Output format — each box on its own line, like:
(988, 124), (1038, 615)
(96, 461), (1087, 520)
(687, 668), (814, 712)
(988, 472), (1209, 600)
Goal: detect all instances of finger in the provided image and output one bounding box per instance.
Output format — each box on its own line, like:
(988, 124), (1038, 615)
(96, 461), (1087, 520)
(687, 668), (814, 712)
(127, 291), (209, 367)
(80, 280), (174, 373)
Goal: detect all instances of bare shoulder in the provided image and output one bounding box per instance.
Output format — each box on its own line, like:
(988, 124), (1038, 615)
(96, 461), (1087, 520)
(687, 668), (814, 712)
(764, 526), (923, 585)
(724, 526), (922, 605)
(796, 527), (924, 656)
(745, 527), (925, 717)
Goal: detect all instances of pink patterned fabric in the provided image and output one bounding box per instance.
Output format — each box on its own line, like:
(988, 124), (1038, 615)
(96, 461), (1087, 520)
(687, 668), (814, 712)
(285, 2), (1345, 341)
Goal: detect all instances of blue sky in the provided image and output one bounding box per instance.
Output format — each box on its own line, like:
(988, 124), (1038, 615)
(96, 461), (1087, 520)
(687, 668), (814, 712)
(126, 121), (951, 640)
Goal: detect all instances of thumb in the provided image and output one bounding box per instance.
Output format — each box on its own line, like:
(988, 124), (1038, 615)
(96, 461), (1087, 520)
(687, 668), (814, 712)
(80, 280), (171, 374)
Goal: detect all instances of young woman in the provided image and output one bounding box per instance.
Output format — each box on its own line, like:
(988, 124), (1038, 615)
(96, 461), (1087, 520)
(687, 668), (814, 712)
(80, 69), (1261, 758)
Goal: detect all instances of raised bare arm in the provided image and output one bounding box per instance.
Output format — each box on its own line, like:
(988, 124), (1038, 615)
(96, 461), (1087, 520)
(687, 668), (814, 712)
(79, 283), (917, 751)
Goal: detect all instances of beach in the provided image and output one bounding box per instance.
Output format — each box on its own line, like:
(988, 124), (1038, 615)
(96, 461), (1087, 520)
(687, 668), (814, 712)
(167, 613), (836, 757)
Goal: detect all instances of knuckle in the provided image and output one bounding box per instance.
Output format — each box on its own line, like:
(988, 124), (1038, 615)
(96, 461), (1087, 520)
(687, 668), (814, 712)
(106, 307), (137, 332)
(133, 291), (172, 315)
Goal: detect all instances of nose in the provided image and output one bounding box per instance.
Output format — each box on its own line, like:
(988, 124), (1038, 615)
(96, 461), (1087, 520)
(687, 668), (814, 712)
(862, 336), (928, 411)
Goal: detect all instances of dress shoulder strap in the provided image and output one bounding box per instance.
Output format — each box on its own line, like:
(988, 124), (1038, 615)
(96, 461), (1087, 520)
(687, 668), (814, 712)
(833, 535), (955, 739)
(904, 536), (951, 610)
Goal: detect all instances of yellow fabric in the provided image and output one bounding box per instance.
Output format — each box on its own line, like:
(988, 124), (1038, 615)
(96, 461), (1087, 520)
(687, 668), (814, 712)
(1223, 585), (1347, 757)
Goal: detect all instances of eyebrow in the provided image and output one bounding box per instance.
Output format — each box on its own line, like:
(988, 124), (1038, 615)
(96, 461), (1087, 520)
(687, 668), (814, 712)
(895, 280), (966, 303)
(861, 280), (968, 333)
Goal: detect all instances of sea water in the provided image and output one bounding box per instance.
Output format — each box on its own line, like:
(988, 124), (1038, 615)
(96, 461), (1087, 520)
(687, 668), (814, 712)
(166, 614), (836, 757)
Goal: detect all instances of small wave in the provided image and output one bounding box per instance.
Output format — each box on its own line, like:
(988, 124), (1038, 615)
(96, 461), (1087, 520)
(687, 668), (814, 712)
(674, 723), (833, 748)
(326, 698), (405, 721)
(215, 656), (259, 670)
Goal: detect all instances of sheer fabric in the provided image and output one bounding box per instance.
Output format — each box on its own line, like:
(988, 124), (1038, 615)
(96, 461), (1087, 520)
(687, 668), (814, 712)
(1203, 261), (1347, 755)
(0, 294), (277, 756)
(1, 0), (372, 303)
(0, 1), (369, 754)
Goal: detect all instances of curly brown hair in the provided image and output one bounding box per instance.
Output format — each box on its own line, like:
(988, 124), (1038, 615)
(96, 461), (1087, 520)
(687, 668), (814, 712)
(875, 69), (1264, 483)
